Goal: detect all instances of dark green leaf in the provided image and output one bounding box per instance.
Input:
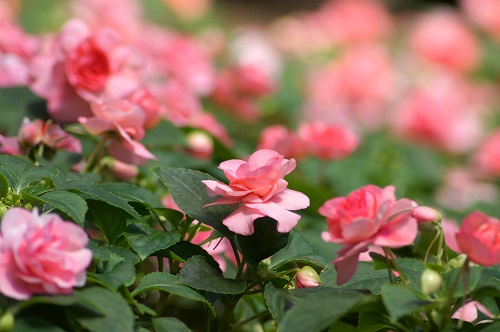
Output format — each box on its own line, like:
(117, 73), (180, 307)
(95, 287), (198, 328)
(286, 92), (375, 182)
(89, 254), (136, 290)
(0, 155), (58, 193)
(178, 256), (245, 294)
(86, 201), (129, 245)
(12, 317), (66, 332)
(55, 177), (141, 220)
(153, 317), (192, 332)
(23, 190), (87, 226)
(131, 272), (213, 312)
(445, 266), (483, 298)
(270, 230), (328, 270)
(74, 287), (134, 332)
(264, 283), (288, 323)
(236, 216), (289, 266)
(278, 288), (366, 332)
(396, 258), (426, 291)
(100, 183), (162, 208)
(125, 223), (180, 260)
(320, 262), (391, 295)
(154, 167), (235, 238)
(167, 240), (223, 273)
(381, 284), (432, 322)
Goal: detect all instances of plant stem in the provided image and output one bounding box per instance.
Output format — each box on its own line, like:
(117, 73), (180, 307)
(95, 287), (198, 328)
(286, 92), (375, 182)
(155, 292), (170, 316)
(217, 295), (242, 332)
(81, 134), (108, 174)
(231, 311), (270, 330)
(383, 247), (409, 285)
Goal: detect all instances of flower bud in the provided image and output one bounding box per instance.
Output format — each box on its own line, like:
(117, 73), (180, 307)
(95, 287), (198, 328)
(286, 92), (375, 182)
(421, 269), (442, 295)
(412, 206), (442, 223)
(0, 311), (14, 332)
(186, 130), (213, 159)
(295, 266), (321, 288)
(448, 254), (467, 268)
(258, 258), (272, 278)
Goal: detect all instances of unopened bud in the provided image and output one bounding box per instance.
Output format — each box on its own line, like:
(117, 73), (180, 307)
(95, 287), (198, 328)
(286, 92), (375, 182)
(448, 254), (467, 268)
(0, 311), (14, 332)
(186, 131), (213, 159)
(421, 269), (442, 295)
(412, 206), (442, 223)
(258, 258), (272, 278)
(295, 266), (321, 288)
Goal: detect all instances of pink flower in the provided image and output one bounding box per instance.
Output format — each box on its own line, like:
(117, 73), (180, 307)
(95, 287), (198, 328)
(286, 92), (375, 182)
(456, 211), (500, 266)
(0, 208), (92, 300)
(317, 0), (393, 45)
(297, 122), (359, 160)
(320, 185), (417, 284)
(474, 130), (500, 177)
(18, 118), (81, 153)
(257, 125), (305, 160)
(461, 0), (500, 41)
(452, 301), (493, 322)
(202, 149), (310, 235)
(409, 9), (479, 73)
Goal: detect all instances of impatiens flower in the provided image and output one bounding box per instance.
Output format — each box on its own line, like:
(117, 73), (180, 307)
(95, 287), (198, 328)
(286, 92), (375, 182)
(455, 211), (500, 267)
(257, 125), (305, 160)
(320, 185), (417, 285)
(202, 149), (310, 235)
(0, 208), (92, 300)
(298, 122), (359, 160)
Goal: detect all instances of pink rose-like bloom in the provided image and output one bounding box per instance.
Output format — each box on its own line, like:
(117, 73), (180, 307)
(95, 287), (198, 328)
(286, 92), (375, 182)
(19, 118), (81, 153)
(298, 122), (359, 160)
(257, 125), (305, 160)
(409, 10), (479, 73)
(202, 149), (310, 235)
(0, 208), (92, 300)
(320, 185), (417, 285)
(461, 0), (500, 41)
(455, 211), (500, 267)
(474, 130), (500, 177)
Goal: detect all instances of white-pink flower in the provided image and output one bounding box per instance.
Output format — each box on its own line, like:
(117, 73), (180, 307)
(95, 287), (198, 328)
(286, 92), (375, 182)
(202, 149), (310, 235)
(0, 208), (92, 300)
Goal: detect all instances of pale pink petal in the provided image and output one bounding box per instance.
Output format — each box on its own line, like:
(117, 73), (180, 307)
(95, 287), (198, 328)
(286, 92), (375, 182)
(267, 189), (310, 210)
(219, 159), (246, 178)
(248, 149), (283, 168)
(223, 205), (265, 235)
(372, 216), (417, 247)
(0, 252), (31, 300)
(246, 201), (301, 233)
(1, 208), (32, 242)
(78, 116), (114, 135)
(333, 242), (369, 285)
(202, 180), (251, 197)
(0, 135), (22, 155)
(442, 219), (461, 252)
(108, 138), (155, 165)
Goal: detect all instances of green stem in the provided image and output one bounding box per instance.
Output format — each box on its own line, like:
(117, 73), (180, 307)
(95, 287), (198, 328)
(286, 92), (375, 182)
(81, 134), (108, 174)
(384, 247), (409, 285)
(231, 311), (270, 330)
(157, 256), (164, 273)
(155, 292), (170, 316)
(424, 228), (441, 263)
(217, 295), (242, 332)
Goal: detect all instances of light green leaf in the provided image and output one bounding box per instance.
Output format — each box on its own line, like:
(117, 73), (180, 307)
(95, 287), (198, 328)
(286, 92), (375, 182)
(153, 317), (192, 332)
(278, 288), (366, 332)
(0, 155), (58, 194)
(381, 284), (432, 322)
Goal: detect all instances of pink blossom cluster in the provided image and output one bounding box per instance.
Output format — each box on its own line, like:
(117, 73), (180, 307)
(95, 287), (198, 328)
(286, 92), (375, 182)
(0, 208), (92, 300)
(203, 149), (310, 235)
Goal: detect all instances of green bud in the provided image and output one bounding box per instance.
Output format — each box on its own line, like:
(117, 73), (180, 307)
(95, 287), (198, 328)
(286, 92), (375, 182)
(448, 254), (467, 268)
(0, 311), (14, 332)
(421, 269), (442, 295)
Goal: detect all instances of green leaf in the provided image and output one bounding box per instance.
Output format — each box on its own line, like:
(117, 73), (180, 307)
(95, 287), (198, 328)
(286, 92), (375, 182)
(396, 258), (426, 291)
(141, 119), (187, 148)
(131, 272), (214, 313)
(86, 201), (129, 245)
(153, 317), (192, 332)
(178, 256), (245, 294)
(445, 266), (483, 298)
(125, 223), (180, 260)
(0, 87), (44, 135)
(167, 240), (223, 273)
(12, 317), (66, 332)
(236, 216), (289, 266)
(0, 155), (58, 194)
(264, 283), (288, 323)
(381, 284), (432, 322)
(151, 208), (185, 227)
(270, 230), (328, 270)
(320, 262), (391, 295)
(89, 254), (136, 290)
(74, 287), (134, 332)
(55, 177), (141, 220)
(100, 183), (162, 208)
(22, 190), (88, 226)
(278, 288), (366, 332)
(154, 167), (235, 238)
(358, 305), (394, 332)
